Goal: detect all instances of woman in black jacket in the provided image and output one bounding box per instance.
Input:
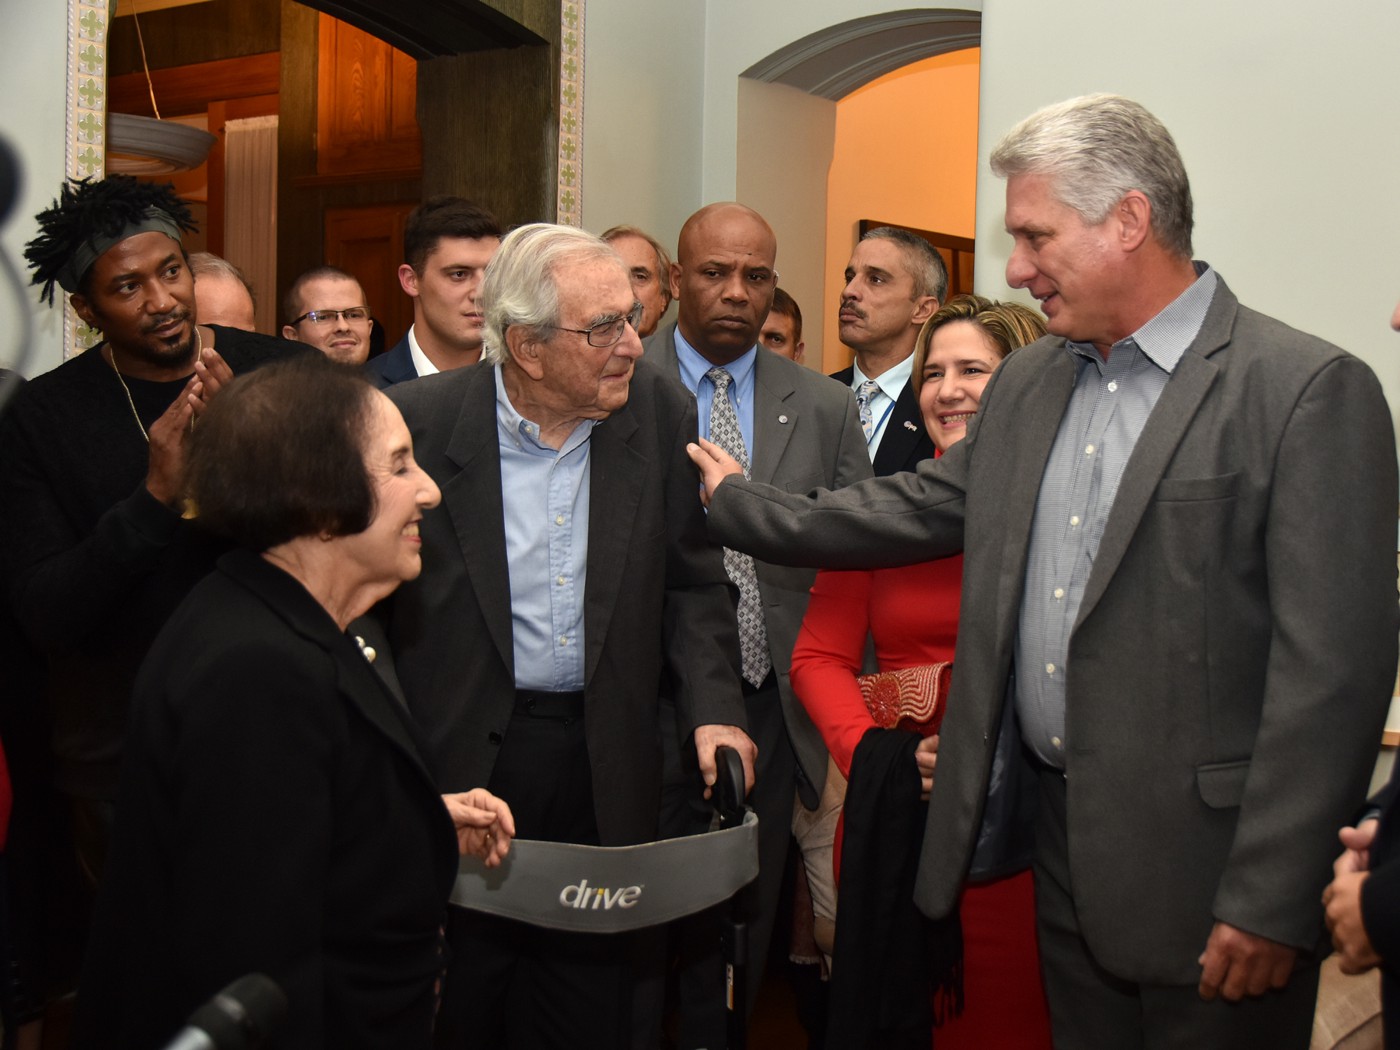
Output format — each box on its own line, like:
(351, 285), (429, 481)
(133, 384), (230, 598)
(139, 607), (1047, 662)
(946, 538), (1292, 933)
(73, 355), (514, 1049)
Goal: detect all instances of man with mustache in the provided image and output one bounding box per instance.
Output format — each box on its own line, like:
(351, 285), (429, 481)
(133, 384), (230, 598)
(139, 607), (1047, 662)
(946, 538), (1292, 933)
(1, 175), (295, 882)
(833, 226), (944, 476)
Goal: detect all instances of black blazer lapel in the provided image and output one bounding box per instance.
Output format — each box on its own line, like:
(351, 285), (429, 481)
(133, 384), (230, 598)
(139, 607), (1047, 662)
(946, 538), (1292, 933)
(583, 408), (645, 683)
(221, 551), (440, 788)
(872, 381), (933, 476)
(441, 372), (516, 677)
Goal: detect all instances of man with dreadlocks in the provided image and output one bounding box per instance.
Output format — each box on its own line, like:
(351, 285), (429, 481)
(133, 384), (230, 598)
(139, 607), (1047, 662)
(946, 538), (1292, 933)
(0, 175), (296, 885)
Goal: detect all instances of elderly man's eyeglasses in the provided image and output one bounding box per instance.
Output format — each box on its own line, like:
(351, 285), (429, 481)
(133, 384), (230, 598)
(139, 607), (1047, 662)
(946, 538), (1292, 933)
(291, 307), (371, 326)
(553, 304), (644, 348)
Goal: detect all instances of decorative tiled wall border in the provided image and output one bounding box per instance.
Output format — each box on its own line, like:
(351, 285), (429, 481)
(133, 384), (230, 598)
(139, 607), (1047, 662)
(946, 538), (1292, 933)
(65, 0), (108, 358)
(556, 0), (584, 227)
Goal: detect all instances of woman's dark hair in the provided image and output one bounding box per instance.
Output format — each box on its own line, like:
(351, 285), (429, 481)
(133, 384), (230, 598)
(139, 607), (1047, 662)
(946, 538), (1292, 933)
(187, 354), (377, 551)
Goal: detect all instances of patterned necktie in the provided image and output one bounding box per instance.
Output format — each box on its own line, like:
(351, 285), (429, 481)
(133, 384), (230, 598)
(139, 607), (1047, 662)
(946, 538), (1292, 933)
(706, 368), (771, 688)
(856, 379), (880, 441)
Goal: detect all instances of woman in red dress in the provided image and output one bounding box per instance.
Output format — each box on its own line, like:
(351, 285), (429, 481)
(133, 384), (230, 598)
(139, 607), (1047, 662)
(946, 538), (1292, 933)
(791, 295), (1052, 1049)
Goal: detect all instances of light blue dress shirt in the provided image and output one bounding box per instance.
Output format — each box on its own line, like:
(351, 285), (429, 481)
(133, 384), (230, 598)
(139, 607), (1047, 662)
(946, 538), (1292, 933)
(850, 353), (913, 461)
(1017, 265), (1218, 766)
(674, 329), (759, 451)
(494, 364), (594, 691)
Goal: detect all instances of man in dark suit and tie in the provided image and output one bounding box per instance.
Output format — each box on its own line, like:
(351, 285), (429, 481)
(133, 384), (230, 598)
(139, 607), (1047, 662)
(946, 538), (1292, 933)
(642, 202), (871, 1047)
(831, 226), (944, 476)
(690, 95), (1398, 1049)
(380, 223), (756, 1048)
(365, 195), (501, 388)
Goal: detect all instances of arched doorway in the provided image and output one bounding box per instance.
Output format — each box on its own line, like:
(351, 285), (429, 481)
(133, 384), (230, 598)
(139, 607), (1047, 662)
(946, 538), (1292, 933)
(735, 8), (981, 370)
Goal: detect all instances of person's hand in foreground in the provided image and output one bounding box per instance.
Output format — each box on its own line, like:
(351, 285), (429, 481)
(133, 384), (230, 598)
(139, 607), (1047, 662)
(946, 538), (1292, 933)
(1196, 922), (1296, 1001)
(443, 789), (516, 867)
(686, 437), (745, 508)
(915, 733), (939, 801)
(694, 723), (758, 800)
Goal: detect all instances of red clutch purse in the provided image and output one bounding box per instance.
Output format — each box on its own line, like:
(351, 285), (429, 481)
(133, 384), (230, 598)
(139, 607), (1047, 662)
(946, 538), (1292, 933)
(856, 662), (951, 733)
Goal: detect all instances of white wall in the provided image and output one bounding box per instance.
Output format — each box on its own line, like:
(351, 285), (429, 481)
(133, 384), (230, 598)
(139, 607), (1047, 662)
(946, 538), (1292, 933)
(579, 0), (706, 255)
(976, 0), (1400, 420)
(1, 0), (70, 377)
(736, 78), (834, 366)
(581, 0), (986, 249)
(701, 1), (983, 206)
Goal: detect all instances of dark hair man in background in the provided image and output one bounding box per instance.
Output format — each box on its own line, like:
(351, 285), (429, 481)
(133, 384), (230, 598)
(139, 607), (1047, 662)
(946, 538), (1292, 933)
(1, 175), (295, 883)
(760, 285), (804, 363)
(366, 195), (502, 388)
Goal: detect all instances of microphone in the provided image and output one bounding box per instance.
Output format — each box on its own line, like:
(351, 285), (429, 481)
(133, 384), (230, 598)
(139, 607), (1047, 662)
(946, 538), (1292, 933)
(160, 973), (287, 1050)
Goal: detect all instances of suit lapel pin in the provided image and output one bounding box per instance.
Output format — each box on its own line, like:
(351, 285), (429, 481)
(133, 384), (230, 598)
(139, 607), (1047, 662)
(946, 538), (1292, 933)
(778, 414), (789, 424)
(903, 420), (918, 431)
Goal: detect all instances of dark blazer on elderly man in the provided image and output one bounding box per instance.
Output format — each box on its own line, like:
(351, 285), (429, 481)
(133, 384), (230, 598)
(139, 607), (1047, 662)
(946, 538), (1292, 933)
(381, 354), (746, 846)
(706, 277), (1399, 998)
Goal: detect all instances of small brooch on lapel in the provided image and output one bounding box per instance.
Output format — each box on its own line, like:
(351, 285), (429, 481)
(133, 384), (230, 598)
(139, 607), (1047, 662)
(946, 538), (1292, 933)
(354, 635), (378, 663)
(903, 420), (918, 431)
(778, 414), (789, 424)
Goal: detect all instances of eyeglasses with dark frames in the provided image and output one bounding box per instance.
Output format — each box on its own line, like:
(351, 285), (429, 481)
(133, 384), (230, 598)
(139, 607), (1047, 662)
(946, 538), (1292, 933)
(291, 307), (371, 326)
(552, 303), (645, 348)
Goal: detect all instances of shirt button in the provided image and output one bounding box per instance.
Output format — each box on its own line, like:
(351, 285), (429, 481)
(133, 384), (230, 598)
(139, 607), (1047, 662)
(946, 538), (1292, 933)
(1045, 663), (1056, 675)
(1107, 381), (1118, 392)
(1051, 736), (1063, 749)
(1069, 515), (1081, 527)
(555, 515), (566, 526)
(556, 575), (566, 586)
(559, 635), (569, 646)
(1053, 587), (1064, 599)
(1084, 444), (1095, 455)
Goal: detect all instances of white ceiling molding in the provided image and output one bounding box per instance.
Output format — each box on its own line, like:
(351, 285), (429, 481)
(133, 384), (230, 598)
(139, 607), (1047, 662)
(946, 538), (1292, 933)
(741, 8), (982, 101)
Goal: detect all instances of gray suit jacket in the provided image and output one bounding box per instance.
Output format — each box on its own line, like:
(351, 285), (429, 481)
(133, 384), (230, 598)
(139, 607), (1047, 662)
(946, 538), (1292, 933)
(382, 357), (748, 845)
(705, 279), (1399, 982)
(644, 324), (873, 804)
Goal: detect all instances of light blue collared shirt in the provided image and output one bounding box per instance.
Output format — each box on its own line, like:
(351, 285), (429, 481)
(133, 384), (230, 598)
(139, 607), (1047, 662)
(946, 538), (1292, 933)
(850, 353), (914, 461)
(494, 364), (594, 691)
(1017, 264), (1219, 766)
(673, 328), (759, 452)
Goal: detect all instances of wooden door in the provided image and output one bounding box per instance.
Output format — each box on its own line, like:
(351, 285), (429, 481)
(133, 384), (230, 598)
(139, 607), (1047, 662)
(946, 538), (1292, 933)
(324, 202), (418, 349)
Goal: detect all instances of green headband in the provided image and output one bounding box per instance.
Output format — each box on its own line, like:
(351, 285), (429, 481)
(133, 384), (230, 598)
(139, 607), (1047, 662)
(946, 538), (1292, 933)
(55, 206), (184, 294)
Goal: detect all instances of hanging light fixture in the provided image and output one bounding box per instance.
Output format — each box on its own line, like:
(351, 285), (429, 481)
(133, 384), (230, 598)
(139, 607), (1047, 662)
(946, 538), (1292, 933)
(105, 4), (216, 175)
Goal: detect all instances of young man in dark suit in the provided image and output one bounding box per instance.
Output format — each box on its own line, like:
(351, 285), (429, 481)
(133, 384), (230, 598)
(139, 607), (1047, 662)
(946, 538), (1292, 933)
(365, 196), (501, 388)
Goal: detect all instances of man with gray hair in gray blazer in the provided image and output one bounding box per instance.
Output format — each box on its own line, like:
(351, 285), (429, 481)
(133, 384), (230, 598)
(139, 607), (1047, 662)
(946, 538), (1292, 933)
(689, 94), (1398, 1049)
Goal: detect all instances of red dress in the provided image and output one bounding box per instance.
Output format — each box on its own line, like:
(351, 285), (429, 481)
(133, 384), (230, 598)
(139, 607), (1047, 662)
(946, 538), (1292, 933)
(790, 561), (1052, 1050)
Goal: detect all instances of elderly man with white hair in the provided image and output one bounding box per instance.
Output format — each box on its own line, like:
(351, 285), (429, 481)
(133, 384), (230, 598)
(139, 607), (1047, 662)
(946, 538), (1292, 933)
(378, 223), (755, 1049)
